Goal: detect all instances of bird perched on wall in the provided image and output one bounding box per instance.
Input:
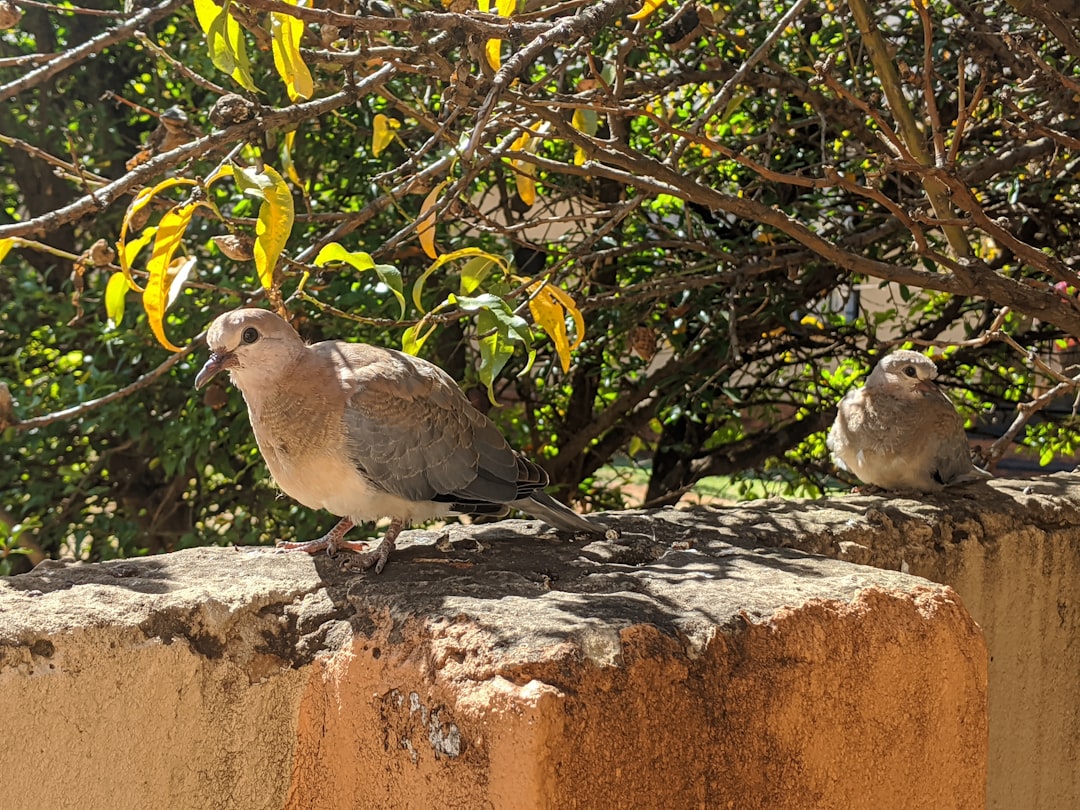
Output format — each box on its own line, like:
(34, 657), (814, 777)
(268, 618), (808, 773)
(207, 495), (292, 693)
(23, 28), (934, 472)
(194, 308), (602, 572)
(827, 350), (989, 492)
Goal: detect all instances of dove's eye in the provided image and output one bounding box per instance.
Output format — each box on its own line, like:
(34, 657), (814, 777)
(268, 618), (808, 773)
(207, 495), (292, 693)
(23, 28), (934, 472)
(902, 365), (917, 378)
(242, 327), (259, 344)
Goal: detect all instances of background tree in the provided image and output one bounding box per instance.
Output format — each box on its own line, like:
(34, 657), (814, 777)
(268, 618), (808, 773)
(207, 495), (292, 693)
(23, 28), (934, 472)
(2, 0), (1078, 571)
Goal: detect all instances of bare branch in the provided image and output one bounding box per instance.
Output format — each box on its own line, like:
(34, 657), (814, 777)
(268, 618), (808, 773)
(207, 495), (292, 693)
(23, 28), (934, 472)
(0, 0), (188, 103)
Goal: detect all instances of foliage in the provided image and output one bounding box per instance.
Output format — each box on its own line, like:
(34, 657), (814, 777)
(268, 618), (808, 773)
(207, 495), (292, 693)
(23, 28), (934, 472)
(1, 0), (1078, 568)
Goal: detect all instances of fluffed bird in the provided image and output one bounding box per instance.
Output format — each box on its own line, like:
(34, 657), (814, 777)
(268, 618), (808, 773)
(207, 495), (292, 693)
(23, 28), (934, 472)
(194, 308), (601, 572)
(827, 349), (989, 491)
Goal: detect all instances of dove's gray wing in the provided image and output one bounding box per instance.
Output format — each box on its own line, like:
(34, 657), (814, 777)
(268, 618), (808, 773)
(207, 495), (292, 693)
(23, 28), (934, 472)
(322, 341), (544, 510)
(922, 393), (986, 486)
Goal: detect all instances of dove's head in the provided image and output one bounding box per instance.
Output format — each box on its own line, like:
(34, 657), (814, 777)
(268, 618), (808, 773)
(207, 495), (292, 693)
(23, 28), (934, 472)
(866, 350), (940, 397)
(195, 308), (304, 390)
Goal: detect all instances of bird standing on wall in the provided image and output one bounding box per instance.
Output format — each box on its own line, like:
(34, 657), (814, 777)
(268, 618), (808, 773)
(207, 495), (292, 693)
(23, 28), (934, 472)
(827, 350), (989, 491)
(194, 308), (601, 573)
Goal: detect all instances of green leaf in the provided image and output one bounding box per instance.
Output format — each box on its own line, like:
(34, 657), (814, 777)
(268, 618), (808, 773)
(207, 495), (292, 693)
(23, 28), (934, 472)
(452, 292), (534, 403)
(314, 242), (406, 317)
(412, 248), (510, 312)
(459, 255), (498, 295)
(402, 320), (438, 355)
(477, 309), (516, 404)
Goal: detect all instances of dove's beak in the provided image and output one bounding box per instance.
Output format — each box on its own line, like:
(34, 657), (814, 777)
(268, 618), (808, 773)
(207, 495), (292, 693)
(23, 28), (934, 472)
(195, 351), (236, 389)
(915, 379), (938, 395)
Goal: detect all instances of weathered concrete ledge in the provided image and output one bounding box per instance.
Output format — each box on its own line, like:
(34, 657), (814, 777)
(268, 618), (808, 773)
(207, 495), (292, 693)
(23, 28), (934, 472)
(0, 506), (986, 810)
(691, 471), (1079, 810)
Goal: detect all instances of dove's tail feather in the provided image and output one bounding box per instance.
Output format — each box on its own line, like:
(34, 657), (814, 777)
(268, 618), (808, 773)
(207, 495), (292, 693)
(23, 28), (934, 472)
(512, 490), (602, 535)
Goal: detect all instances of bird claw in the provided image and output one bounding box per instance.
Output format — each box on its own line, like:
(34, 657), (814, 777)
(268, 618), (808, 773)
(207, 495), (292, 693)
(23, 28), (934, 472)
(277, 518), (362, 556)
(340, 538), (394, 575)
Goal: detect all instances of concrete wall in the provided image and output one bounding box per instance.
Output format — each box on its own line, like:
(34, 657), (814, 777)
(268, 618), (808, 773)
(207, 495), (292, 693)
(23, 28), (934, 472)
(722, 472), (1080, 810)
(0, 509), (989, 810)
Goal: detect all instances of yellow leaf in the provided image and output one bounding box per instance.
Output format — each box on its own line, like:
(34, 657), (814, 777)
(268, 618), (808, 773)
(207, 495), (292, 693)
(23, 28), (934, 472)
(515, 164), (536, 206)
(117, 178), (197, 292)
(282, 129), (301, 185)
(193, 0), (258, 92)
(571, 108), (599, 167)
(477, 0), (490, 10)
(495, 0), (515, 14)
(372, 114), (400, 157)
(105, 271), (129, 327)
(527, 280), (584, 372)
(509, 129), (531, 153)
(0, 238), (12, 264)
(143, 203), (197, 352)
(417, 181), (447, 260)
(252, 165), (294, 290)
(271, 0), (313, 102)
(120, 227), (157, 287)
(628, 0), (666, 21)
(413, 247), (509, 311)
(485, 38), (502, 71)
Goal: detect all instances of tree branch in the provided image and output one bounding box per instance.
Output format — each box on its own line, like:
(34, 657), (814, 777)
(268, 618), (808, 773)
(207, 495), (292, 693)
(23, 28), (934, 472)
(0, 0), (188, 103)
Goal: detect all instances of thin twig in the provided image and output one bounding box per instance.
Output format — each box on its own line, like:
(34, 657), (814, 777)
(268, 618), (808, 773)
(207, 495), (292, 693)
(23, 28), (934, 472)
(133, 31), (231, 97)
(0, 0), (187, 103)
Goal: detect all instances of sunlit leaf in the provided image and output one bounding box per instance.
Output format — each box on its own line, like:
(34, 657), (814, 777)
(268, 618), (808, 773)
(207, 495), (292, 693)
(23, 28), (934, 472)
(508, 123), (540, 205)
(314, 242), (406, 317)
(476, 308), (515, 403)
(193, 0), (258, 92)
(271, 0), (313, 102)
(485, 38), (502, 71)
(119, 227), (157, 287)
(453, 292), (534, 403)
(628, 0), (666, 21)
(372, 114), (400, 157)
(528, 280), (584, 372)
(104, 271), (128, 327)
(514, 162), (536, 206)
(459, 255), (498, 295)
(402, 319), (439, 355)
(282, 129), (301, 185)
(0, 238), (11, 264)
(117, 178), (196, 292)
(251, 165), (294, 290)
(143, 203), (197, 352)
(417, 181), (447, 260)
(571, 108), (599, 166)
(413, 247), (510, 311)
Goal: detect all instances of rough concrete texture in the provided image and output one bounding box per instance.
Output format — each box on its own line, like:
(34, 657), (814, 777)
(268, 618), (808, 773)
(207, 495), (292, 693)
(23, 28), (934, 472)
(675, 471), (1080, 810)
(0, 497), (990, 810)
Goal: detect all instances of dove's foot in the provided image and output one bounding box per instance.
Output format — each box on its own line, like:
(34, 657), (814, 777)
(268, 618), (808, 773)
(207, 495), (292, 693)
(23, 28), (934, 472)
(340, 518), (403, 575)
(278, 517), (368, 555)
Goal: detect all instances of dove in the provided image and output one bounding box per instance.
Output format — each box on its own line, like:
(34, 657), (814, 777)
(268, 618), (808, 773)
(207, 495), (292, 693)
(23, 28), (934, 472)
(194, 308), (601, 572)
(827, 349), (989, 491)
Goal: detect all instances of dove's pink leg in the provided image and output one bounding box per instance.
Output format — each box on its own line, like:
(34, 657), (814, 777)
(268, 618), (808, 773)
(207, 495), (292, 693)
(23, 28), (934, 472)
(277, 517), (369, 555)
(340, 518), (403, 575)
